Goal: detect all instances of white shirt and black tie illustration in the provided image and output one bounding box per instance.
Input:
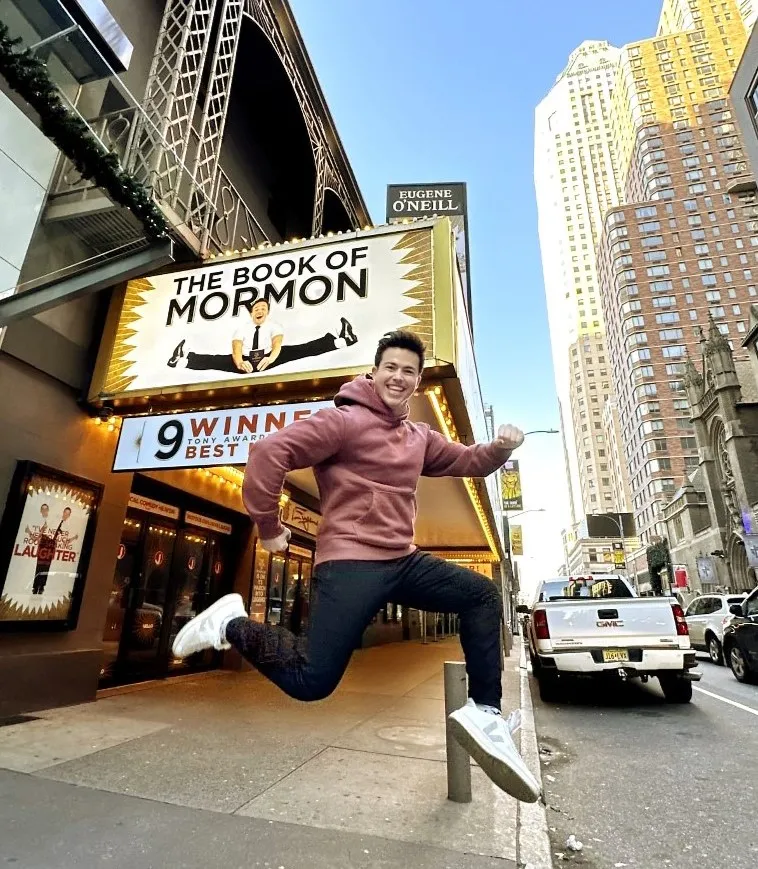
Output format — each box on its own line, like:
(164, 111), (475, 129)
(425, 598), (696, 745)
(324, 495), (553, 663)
(167, 298), (358, 375)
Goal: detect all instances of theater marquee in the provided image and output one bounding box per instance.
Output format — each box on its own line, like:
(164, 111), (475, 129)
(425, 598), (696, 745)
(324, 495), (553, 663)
(113, 401), (333, 471)
(91, 221), (455, 403)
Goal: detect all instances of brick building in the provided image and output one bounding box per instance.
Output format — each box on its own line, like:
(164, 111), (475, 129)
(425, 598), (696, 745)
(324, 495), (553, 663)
(599, 100), (758, 550)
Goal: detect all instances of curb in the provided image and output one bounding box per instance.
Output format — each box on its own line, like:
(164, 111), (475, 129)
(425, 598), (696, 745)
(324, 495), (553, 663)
(517, 639), (553, 869)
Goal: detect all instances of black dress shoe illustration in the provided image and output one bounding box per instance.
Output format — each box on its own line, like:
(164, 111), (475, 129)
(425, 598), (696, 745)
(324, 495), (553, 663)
(168, 339), (186, 368)
(339, 317), (358, 346)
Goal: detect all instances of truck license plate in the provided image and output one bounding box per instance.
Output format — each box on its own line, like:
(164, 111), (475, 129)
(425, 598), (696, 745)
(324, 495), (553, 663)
(602, 649), (629, 663)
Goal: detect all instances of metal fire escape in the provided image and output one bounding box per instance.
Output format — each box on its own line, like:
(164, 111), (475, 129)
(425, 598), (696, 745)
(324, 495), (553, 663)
(47, 0), (360, 258)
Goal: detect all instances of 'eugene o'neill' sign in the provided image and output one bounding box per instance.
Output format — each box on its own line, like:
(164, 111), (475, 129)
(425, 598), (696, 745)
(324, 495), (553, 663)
(386, 183), (466, 219)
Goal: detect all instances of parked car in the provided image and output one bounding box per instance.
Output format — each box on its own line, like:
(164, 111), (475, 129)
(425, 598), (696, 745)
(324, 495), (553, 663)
(522, 574), (700, 703)
(722, 587), (758, 684)
(684, 593), (748, 665)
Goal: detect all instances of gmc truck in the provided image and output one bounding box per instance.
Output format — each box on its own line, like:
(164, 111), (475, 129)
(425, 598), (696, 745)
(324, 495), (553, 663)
(523, 574), (701, 703)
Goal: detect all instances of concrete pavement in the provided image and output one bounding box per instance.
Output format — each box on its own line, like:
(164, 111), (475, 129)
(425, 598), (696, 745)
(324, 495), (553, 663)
(0, 637), (550, 869)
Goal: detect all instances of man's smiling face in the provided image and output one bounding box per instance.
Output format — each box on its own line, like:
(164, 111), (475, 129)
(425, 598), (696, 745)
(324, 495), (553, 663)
(371, 347), (421, 412)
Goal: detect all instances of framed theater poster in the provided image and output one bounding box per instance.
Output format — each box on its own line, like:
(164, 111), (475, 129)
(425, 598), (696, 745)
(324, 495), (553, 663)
(0, 462), (103, 631)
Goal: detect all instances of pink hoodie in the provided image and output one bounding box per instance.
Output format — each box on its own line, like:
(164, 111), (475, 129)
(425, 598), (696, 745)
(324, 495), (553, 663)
(243, 376), (511, 565)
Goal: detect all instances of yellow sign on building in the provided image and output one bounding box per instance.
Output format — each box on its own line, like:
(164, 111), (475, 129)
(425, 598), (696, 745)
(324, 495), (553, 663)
(510, 524), (523, 556)
(501, 460), (522, 511)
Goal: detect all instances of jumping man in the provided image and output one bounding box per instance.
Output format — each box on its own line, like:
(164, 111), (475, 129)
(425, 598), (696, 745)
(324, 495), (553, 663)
(173, 329), (540, 803)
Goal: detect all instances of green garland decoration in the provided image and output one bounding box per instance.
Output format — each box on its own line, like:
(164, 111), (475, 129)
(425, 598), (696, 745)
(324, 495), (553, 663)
(0, 22), (170, 242)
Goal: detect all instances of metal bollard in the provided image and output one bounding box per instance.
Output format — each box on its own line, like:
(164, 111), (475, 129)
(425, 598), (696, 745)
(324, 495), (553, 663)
(444, 661), (472, 803)
(421, 610), (428, 644)
(432, 612), (438, 642)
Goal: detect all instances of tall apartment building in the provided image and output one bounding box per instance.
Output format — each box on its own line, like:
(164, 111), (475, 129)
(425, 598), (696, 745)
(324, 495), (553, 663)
(536, 0), (755, 550)
(598, 0), (755, 546)
(534, 41), (623, 523)
(658, 0), (757, 34)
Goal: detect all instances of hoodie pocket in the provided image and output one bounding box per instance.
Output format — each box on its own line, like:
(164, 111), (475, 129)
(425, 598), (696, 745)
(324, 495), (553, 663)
(353, 490), (416, 549)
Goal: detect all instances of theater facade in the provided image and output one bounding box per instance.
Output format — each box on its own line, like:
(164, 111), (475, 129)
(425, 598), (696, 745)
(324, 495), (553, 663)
(0, 217), (506, 714)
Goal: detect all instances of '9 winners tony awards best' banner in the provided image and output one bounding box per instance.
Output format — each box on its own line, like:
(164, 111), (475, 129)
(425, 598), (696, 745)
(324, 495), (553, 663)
(114, 401), (333, 471)
(98, 226), (435, 399)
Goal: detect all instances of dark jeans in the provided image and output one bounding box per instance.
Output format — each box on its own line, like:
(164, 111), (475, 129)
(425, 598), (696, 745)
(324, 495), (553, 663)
(226, 551), (503, 708)
(186, 334), (338, 374)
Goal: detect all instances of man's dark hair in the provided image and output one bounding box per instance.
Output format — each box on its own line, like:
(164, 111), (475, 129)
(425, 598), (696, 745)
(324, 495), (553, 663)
(374, 330), (426, 372)
(251, 297), (270, 309)
(41, 504), (49, 510)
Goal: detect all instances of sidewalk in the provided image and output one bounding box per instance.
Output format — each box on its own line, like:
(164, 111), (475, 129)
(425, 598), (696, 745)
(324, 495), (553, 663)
(0, 637), (551, 869)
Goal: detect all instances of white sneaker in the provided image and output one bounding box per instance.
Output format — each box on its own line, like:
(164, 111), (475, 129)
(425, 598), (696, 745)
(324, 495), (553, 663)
(448, 699), (541, 803)
(172, 593), (246, 658)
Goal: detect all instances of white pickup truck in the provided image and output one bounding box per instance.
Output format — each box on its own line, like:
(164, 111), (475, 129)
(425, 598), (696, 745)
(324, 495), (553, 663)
(523, 574), (700, 703)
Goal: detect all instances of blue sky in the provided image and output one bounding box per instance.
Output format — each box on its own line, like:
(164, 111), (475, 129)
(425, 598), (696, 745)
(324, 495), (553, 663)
(289, 0), (662, 590)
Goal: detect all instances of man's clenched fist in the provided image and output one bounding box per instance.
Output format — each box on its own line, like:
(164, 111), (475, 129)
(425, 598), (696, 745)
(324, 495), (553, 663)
(261, 526), (291, 553)
(493, 424), (525, 452)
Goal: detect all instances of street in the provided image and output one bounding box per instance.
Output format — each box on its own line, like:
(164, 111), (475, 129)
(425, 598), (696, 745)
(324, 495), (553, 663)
(530, 654), (758, 868)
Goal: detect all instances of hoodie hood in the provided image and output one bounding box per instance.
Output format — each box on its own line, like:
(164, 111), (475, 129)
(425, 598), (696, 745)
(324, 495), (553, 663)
(334, 375), (409, 424)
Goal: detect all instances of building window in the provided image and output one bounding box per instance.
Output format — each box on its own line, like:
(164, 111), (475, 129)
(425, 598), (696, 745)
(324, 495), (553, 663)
(635, 206), (657, 219)
(659, 328), (684, 340)
(673, 514), (684, 541)
(655, 312), (680, 324)
(662, 345), (686, 358)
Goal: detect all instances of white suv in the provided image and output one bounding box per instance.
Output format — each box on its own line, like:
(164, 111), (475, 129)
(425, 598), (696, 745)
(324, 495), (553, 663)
(684, 593), (748, 665)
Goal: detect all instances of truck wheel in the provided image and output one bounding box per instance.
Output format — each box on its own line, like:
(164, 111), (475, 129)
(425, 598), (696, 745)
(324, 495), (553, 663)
(537, 669), (562, 703)
(706, 634), (723, 666)
(659, 675), (693, 703)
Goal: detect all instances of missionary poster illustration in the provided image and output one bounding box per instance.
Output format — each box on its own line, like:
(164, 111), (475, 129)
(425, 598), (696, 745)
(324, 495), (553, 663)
(0, 463), (102, 630)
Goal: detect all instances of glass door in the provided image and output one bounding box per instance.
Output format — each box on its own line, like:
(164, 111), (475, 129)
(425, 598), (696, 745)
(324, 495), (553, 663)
(100, 515), (143, 684)
(166, 529), (231, 674)
(166, 528), (209, 671)
(114, 521), (177, 682)
(280, 544), (313, 635)
(266, 554), (286, 625)
(100, 507), (236, 687)
(282, 554), (301, 628)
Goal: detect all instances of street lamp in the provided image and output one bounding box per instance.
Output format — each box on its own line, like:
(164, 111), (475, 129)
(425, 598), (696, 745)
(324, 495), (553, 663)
(508, 508), (547, 519)
(524, 429), (560, 436)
